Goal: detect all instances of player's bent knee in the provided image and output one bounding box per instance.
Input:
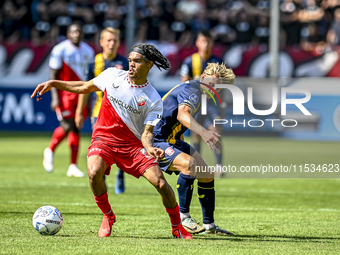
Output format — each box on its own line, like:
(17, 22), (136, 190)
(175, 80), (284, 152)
(87, 156), (106, 182)
(180, 156), (196, 176)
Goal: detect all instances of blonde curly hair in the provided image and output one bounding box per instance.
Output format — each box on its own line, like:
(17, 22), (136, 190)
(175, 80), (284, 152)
(203, 63), (235, 84)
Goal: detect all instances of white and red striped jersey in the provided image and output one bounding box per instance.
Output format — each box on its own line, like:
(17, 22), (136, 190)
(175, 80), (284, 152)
(92, 68), (163, 144)
(49, 39), (94, 81)
(49, 39), (94, 102)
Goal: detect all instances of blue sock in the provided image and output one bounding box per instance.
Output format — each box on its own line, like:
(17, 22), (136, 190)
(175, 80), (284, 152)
(215, 148), (222, 165)
(177, 173), (196, 213)
(198, 180), (215, 224)
(117, 169), (124, 178)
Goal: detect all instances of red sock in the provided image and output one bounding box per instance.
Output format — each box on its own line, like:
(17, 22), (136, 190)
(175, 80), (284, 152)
(67, 131), (79, 164)
(49, 126), (66, 152)
(94, 192), (114, 216)
(166, 204), (181, 227)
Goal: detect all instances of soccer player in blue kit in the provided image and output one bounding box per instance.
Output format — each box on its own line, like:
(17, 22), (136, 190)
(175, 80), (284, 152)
(153, 62), (236, 234)
(181, 30), (225, 178)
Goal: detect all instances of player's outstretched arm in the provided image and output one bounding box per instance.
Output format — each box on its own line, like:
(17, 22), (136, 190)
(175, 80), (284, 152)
(141, 124), (165, 161)
(31, 79), (99, 101)
(177, 104), (221, 151)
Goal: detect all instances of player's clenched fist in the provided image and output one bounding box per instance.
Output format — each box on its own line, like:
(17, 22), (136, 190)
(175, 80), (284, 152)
(147, 147), (165, 161)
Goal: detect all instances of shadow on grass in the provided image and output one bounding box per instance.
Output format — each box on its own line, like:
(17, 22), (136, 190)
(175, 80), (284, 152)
(102, 233), (339, 242)
(194, 233), (339, 243)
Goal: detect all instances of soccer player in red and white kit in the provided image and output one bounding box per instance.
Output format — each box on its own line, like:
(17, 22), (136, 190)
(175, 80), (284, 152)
(32, 44), (192, 239)
(43, 23), (94, 177)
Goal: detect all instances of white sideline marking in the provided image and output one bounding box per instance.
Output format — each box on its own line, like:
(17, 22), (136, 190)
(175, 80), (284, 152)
(4, 201), (340, 212)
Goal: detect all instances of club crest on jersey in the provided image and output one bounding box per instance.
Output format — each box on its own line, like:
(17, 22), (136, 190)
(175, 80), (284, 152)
(165, 147), (175, 156)
(189, 94), (199, 104)
(112, 83), (119, 90)
(137, 97), (146, 107)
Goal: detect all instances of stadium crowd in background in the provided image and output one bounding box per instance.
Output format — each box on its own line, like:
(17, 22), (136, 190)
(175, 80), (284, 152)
(1, 0), (340, 53)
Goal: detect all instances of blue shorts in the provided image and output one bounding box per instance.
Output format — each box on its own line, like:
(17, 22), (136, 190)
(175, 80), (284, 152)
(195, 100), (221, 128)
(153, 140), (196, 175)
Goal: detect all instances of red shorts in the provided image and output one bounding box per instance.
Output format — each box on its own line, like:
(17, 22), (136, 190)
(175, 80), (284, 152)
(58, 91), (87, 119)
(87, 140), (159, 178)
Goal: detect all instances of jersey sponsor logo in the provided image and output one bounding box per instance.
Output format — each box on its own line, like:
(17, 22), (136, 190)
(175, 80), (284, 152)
(107, 94), (141, 115)
(112, 83), (119, 90)
(89, 148), (102, 153)
(165, 147), (175, 156)
(189, 94), (199, 104)
(137, 97), (146, 107)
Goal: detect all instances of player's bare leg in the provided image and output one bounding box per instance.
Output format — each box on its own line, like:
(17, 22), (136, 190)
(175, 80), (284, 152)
(143, 165), (192, 239)
(87, 155), (116, 237)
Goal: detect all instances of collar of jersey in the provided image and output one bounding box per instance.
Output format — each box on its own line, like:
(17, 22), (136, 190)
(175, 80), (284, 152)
(127, 75), (149, 88)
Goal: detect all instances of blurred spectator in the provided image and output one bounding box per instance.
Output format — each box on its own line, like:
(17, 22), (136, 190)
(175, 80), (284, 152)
(1, 0), (340, 61)
(191, 8), (211, 36)
(0, 0), (32, 43)
(176, 0), (203, 20)
(31, 6), (58, 46)
(233, 9), (255, 44)
(327, 7), (340, 45)
(281, 0), (302, 46)
(167, 9), (194, 50)
(300, 23), (325, 52)
(102, 4), (124, 40)
(211, 8), (237, 45)
(252, 15), (270, 45)
(82, 8), (99, 43)
(298, 0), (325, 24)
(299, 0), (327, 50)
(136, 2), (168, 43)
(50, 0), (72, 41)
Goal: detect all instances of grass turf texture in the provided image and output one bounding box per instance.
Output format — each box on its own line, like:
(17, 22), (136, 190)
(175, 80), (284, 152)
(0, 133), (339, 254)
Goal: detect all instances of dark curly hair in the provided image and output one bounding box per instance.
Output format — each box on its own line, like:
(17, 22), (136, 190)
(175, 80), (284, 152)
(130, 43), (171, 71)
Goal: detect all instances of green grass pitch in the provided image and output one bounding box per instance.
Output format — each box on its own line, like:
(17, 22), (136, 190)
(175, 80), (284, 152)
(0, 133), (339, 254)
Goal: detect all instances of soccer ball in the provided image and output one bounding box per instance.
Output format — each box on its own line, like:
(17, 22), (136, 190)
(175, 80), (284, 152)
(32, 205), (63, 235)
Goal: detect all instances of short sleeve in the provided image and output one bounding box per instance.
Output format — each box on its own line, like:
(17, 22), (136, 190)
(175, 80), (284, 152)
(180, 57), (192, 77)
(49, 46), (63, 70)
(177, 85), (200, 111)
(93, 67), (121, 91)
(144, 99), (163, 126)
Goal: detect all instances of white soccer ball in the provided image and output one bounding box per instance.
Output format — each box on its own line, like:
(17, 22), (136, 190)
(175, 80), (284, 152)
(32, 205), (63, 235)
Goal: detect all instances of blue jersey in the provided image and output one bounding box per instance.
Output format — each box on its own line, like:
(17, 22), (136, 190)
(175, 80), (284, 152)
(153, 80), (202, 143)
(180, 53), (224, 126)
(180, 53), (223, 80)
(87, 53), (128, 80)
